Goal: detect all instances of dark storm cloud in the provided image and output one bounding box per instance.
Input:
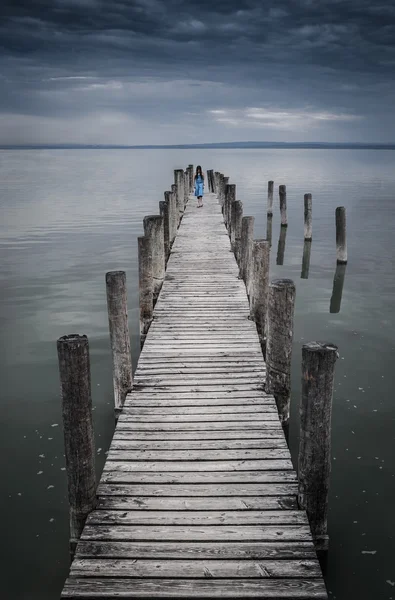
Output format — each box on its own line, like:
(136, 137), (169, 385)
(0, 0), (394, 143)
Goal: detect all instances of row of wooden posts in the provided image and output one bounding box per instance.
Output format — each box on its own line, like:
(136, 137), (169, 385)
(56, 164), (338, 561)
(212, 169), (338, 552)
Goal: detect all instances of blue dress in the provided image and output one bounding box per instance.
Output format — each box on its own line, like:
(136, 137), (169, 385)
(194, 174), (204, 197)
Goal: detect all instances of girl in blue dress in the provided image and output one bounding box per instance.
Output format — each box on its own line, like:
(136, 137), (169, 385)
(194, 165), (205, 208)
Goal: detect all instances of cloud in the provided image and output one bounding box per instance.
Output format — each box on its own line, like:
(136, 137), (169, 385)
(0, 0), (394, 143)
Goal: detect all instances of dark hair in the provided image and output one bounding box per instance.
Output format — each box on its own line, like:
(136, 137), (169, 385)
(195, 165), (204, 180)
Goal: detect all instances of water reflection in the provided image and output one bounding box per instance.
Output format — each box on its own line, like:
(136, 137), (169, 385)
(301, 240), (312, 279)
(266, 215), (273, 246)
(330, 264), (347, 313)
(276, 225), (287, 265)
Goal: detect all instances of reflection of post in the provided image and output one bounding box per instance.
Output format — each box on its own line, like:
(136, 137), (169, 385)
(266, 215), (273, 247)
(301, 240), (312, 279)
(276, 225), (287, 265)
(330, 264), (347, 313)
(267, 181), (274, 215)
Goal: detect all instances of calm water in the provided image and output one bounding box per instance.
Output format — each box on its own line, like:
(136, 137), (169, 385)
(0, 149), (394, 599)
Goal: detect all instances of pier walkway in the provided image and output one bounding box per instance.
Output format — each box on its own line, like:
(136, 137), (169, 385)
(62, 193), (327, 598)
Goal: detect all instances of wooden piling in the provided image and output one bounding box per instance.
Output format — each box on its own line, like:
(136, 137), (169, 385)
(188, 164), (194, 193)
(138, 235), (153, 348)
(232, 200), (243, 262)
(184, 171), (189, 206)
(336, 206), (347, 264)
(222, 176), (229, 210)
(105, 271), (133, 414)
(298, 341), (338, 551)
(240, 216), (254, 298)
(174, 170), (185, 220)
(301, 240), (312, 279)
(304, 194), (312, 241)
(267, 181), (274, 215)
(225, 184), (236, 236)
(57, 334), (96, 554)
(207, 169), (214, 192)
(159, 199), (170, 262)
(143, 215), (165, 301)
(250, 239), (270, 347)
(165, 189), (177, 244)
(265, 278), (296, 423)
(279, 185), (288, 226)
(214, 171), (219, 194)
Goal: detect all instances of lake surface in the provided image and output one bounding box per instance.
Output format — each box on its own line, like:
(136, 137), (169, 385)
(0, 148), (394, 599)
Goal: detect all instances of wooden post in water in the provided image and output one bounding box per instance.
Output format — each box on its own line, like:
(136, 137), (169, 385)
(184, 171), (189, 206)
(222, 176), (229, 211)
(138, 235), (153, 348)
(266, 279), (296, 424)
(57, 334), (96, 556)
(188, 164), (194, 193)
(266, 215), (273, 247)
(214, 172), (220, 195)
(225, 184), (236, 236)
(250, 239), (270, 348)
(276, 226), (287, 266)
(279, 185), (288, 226)
(174, 170), (185, 220)
(240, 216), (254, 298)
(143, 215), (165, 302)
(336, 207), (347, 264)
(219, 174), (225, 207)
(298, 341), (338, 551)
(159, 199), (170, 262)
(105, 271), (133, 414)
(330, 264), (347, 313)
(232, 200), (243, 262)
(207, 169), (214, 192)
(165, 189), (176, 245)
(267, 181), (274, 215)
(304, 194), (312, 241)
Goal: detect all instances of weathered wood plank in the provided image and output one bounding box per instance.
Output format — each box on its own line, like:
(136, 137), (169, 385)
(100, 471), (297, 485)
(96, 496), (298, 511)
(115, 421), (281, 431)
(117, 413), (278, 423)
(81, 524), (313, 542)
(103, 459), (293, 473)
(70, 558), (321, 578)
(75, 540), (316, 560)
(106, 449), (289, 461)
(96, 483), (299, 497)
(110, 439), (287, 451)
(112, 430), (283, 441)
(122, 406), (276, 416)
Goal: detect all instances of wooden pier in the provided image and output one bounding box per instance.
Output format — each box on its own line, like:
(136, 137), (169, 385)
(60, 185), (329, 598)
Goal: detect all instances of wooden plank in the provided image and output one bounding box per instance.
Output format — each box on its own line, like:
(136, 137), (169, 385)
(121, 407), (277, 415)
(131, 378), (266, 388)
(87, 510), (308, 526)
(80, 524), (313, 542)
(112, 431), (283, 441)
(75, 540), (316, 560)
(100, 472), (297, 485)
(106, 449), (290, 461)
(110, 439), (287, 451)
(125, 389), (270, 398)
(117, 414), (278, 423)
(115, 422), (281, 431)
(96, 496), (298, 511)
(70, 557), (321, 578)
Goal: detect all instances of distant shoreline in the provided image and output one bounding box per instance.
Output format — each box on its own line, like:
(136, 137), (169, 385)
(1, 142), (395, 150)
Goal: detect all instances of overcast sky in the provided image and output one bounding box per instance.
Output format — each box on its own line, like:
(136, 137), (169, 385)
(1, 0), (394, 145)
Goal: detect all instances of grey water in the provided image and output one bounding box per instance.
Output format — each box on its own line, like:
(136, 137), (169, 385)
(0, 148), (394, 599)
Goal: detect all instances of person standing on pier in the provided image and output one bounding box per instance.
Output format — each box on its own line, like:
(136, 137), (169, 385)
(194, 165), (205, 208)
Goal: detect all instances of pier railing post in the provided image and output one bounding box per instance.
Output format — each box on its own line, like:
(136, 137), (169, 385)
(105, 271), (133, 414)
(304, 193), (312, 241)
(165, 189), (177, 245)
(231, 200), (243, 259)
(57, 334), (96, 556)
(188, 164), (194, 193)
(207, 169), (214, 192)
(159, 199), (170, 262)
(265, 278), (296, 424)
(225, 184), (236, 236)
(143, 215), (165, 302)
(138, 235), (153, 348)
(214, 172), (219, 195)
(336, 206), (347, 264)
(250, 240), (270, 349)
(239, 216), (254, 297)
(279, 185), (288, 226)
(267, 181), (274, 215)
(184, 171), (189, 206)
(298, 341), (338, 551)
(174, 170), (185, 221)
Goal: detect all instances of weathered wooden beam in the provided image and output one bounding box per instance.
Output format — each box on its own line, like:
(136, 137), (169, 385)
(143, 215), (165, 301)
(330, 263), (347, 313)
(267, 181), (274, 215)
(279, 185), (288, 226)
(231, 199), (243, 260)
(336, 206), (347, 264)
(298, 341), (338, 551)
(301, 240), (312, 279)
(138, 235), (153, 348)
(304, 193), (312, 241)
(159, 199), (170, 262)
(105, 271), (133, 414)
(265, 279), (296, 424)
(57, 334), (96, 555)
(250, 239), (270, 347)
(174, 169), (185, 219)
(225, 183), (236, 236)
(239, 216), (254, 298)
